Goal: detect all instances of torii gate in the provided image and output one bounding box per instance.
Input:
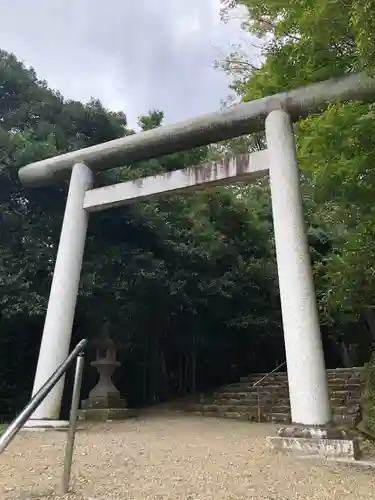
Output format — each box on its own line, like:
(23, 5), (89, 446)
(18, 73), (375, 456)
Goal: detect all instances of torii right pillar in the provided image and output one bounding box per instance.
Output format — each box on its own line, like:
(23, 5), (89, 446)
(265, 110), (358, 460)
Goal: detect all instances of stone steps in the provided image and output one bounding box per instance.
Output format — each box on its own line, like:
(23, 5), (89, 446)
(168, 367), (366, 425)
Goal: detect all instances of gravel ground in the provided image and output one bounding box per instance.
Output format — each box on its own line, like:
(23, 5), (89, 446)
(0, 415), (374, 500)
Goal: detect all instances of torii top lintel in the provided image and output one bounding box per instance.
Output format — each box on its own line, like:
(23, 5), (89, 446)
(18, 72), (375, 187)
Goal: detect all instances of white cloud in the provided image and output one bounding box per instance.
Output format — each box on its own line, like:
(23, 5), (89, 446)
(0, 0), (256, 128)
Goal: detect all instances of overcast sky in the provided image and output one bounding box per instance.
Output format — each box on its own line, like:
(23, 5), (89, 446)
(0, 0), (256, 129)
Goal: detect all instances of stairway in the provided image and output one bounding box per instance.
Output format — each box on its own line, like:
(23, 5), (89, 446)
(171, 367), (365, 425)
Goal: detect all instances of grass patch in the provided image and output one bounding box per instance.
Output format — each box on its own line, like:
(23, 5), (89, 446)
(0, 423), (8, 435)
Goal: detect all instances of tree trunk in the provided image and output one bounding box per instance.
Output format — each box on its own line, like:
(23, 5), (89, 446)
(160, 349), (170, 401)
(191, 331), (196, 393)
(178, 356), (183, 395)
(364, 306), (375, 343)
(184, 355), (189, 394)
(142, 330), (148, 406)
(339, 341), (353, 368)
(151, 334), (158, 402)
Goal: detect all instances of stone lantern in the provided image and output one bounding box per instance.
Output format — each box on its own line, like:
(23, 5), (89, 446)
(78, 336), (136, 421)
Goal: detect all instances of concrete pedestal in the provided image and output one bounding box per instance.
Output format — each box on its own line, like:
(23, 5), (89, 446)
(266, 425), (360, 460)
(78, 394), (137, 421)
(22, 420), (69, 432)
(77, 407), (137, 421)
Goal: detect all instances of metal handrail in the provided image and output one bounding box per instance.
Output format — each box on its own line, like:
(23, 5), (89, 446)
(252, 361), (286, 388)
(0, 338), (87, 494)
(253, 361), (286, 422)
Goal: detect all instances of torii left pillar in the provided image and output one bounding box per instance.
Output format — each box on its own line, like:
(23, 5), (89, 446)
(24, 163), (93, 429)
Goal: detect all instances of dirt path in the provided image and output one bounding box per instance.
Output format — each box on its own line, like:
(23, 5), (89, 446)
(0, 415), (374, 499)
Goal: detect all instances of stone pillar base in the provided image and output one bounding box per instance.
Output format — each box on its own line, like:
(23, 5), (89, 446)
(266, 424), (360, 460)
(21, 419), (69, 432)
(78, 396), (137, 421)
(81, 396), (127, 410)
(77, 408), (137, 421)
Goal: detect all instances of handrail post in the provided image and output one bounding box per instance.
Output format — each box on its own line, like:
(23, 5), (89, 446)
(62, 351), (85, 494)
(257, 387), (261, 422)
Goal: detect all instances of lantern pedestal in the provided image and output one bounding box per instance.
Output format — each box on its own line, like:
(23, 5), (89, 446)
(78, 338), (137, 422)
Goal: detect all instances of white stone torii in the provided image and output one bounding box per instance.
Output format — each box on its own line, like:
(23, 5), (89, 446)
(18, 73), (375, 431)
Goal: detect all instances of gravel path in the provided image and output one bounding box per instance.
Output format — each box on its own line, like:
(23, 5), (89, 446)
(0, 414), (374, 499)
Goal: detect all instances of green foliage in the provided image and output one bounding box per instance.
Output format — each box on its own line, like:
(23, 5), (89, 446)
(4, 0), (375, 417)
(0, 49), (286, 418)
(222, 0), (375, 341)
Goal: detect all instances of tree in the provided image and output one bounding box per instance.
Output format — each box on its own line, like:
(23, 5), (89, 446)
(0, 49), (286, 418)
(221, 0), (375, 361)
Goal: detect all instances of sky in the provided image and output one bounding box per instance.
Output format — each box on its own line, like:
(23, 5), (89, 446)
(0, 0), (255, 129)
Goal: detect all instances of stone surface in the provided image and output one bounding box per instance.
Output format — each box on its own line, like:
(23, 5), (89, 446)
(166, 367), (365, 425)
(77, 408), (137, 421)
(267, 423), (360, 460)
(81, 396), (127, 410)
(79, 337), (134, 422)
(21, 420), (69, 431)
(276, 424), (351, 439)
(1, 416), (375, 499)
(87, 337), (122, 402)
(266, 436), (359, 460)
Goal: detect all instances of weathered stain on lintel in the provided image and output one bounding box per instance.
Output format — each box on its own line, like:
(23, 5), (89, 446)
(191, 153), (265, 185)
(84, 151), (269, 213)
